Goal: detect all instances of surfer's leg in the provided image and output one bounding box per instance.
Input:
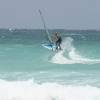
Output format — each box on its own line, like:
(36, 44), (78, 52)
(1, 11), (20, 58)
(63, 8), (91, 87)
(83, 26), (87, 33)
(55, 42), (58, 51)
(58, 39), (62, 50)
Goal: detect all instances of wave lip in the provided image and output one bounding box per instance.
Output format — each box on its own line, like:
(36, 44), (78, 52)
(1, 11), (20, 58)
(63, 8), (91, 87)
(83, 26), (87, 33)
(51, 37), (100, 64)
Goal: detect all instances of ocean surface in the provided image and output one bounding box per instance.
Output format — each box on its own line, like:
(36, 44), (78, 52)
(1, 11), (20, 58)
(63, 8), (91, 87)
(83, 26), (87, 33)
(0, 29), (100, 100)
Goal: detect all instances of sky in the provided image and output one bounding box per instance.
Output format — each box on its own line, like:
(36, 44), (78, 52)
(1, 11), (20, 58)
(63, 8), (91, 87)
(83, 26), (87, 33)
(0, 0), (100, 29)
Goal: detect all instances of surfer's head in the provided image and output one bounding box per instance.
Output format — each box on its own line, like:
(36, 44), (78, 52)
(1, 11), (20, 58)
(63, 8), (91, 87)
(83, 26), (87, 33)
(54, 32), (58, 36)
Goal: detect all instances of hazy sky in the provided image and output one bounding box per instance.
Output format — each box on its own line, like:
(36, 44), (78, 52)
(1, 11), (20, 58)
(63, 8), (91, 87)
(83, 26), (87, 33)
(0, 0), (100, 29)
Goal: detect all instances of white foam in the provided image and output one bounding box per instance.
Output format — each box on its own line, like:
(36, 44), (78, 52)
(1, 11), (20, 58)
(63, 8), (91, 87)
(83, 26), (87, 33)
(0, 79), (100, 100)
(51, 37), (100, 64)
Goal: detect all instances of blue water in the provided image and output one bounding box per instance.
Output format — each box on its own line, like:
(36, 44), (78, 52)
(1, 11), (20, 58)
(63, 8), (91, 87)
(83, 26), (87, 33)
(0, 29), (100, 100)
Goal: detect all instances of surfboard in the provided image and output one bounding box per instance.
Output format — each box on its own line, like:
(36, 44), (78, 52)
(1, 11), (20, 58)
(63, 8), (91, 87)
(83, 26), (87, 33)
(42, 43), (56, 51)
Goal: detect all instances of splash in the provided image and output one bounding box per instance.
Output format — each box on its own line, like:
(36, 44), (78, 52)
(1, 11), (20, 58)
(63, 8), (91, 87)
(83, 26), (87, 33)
(51, 37), (100, 64)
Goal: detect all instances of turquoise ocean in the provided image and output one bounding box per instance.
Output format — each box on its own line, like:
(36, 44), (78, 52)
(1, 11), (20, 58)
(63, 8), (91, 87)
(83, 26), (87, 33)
(0, 29), (100, 100)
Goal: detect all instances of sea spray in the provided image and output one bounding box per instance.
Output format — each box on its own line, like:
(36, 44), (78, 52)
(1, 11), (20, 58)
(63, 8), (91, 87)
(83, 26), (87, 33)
(51, 37), (100, 64)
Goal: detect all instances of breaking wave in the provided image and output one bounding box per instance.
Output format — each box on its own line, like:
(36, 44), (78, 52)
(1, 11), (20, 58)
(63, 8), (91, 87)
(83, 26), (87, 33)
(0, 79), (100, 100)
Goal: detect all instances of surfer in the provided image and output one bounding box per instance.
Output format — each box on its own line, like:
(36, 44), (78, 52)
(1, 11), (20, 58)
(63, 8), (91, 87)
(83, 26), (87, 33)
(52, 32), (62, 51)
(39, 10), (62, 51)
